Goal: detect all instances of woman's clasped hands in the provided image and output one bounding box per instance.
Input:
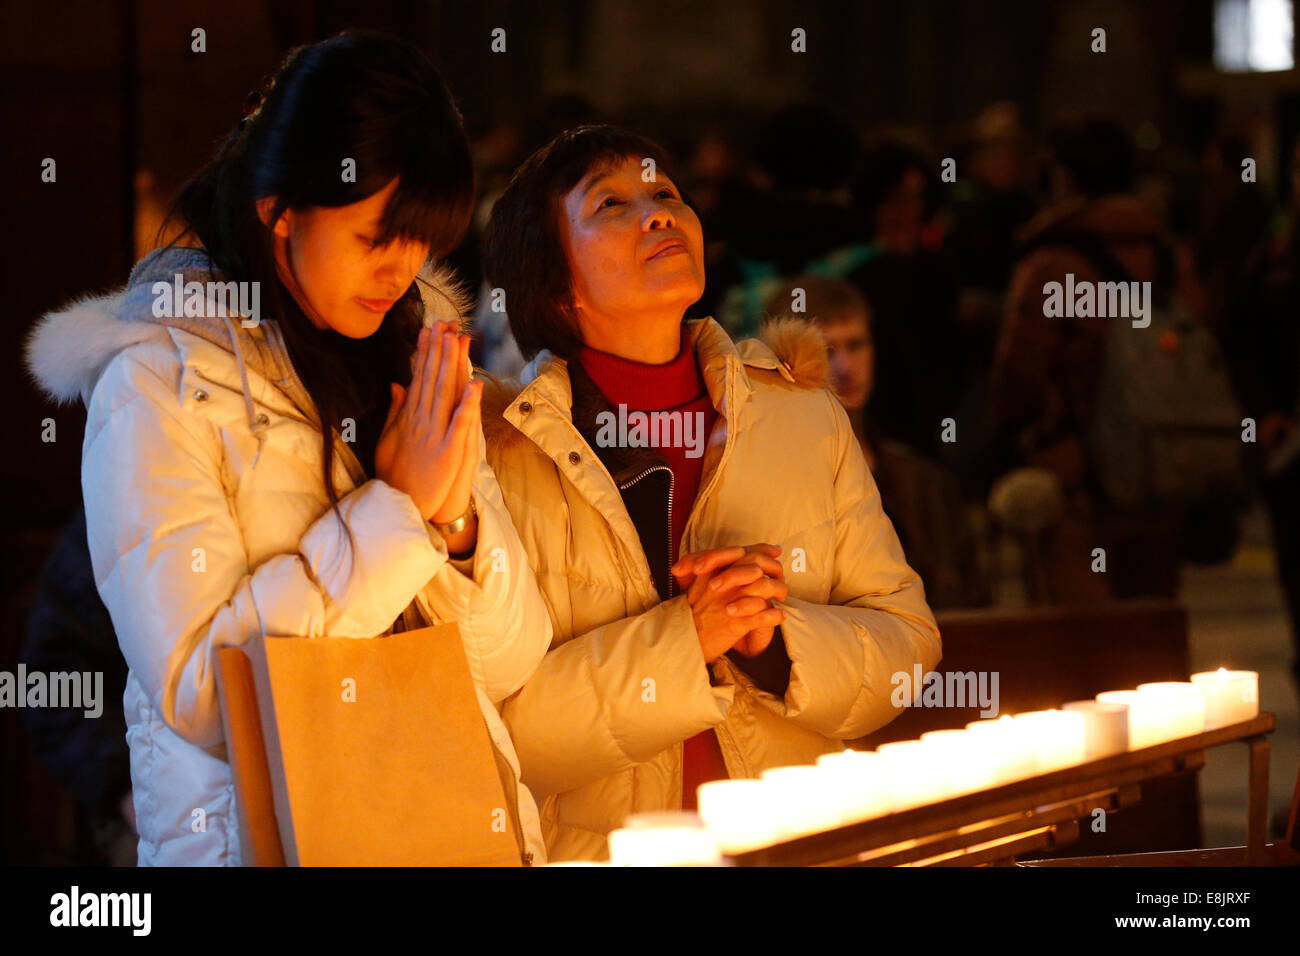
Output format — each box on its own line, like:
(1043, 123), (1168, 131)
(672, 543), (788, 663)
(375, 321), (481, 526)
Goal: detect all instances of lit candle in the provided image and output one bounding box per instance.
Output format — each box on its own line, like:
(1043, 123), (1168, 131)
(918, 728), (998, 795)
(1096, 690), (1164, 749)
(964, 715), (1039, 784)
(760, 765), (846, 836)
(814, 749), (893, 824)
(876, 739), (956, 809)
(1136, 682), (1207, 742)
(1190, 668), (1259, 729)
(1062, 699), (1129, 758)
(696, 779), (788, 853)
(1011, 710), (1087, 772)
(607, 811), (722, 866)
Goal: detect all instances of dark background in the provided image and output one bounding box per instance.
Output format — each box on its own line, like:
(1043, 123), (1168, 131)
(3, 0), (1296, 864)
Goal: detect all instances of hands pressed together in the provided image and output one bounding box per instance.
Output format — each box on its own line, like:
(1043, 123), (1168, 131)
(672, 543), (788, 664)
(376, 323), (788, 649)
(375, 321), (481, 530)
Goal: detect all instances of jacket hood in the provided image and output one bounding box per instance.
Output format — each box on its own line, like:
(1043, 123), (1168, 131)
(482, 316), (830, 450)
(25, 246), (472, 408)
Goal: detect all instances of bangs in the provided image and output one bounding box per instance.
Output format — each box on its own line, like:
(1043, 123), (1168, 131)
(367, 163), (474, 258)
(550, 127), (676, 198)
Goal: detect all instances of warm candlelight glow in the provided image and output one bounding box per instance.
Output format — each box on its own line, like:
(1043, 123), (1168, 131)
(964, 715), (1039, 784)
(696, 779), (788, 853)
(876, 739), (958, 808)
(1061, 699), (1129, 758)
(607, 811), (722, 866)
(1097, 682), (1207, 749)
(815, 749), (893, 824)
(1010, 709), (1086, 772)
(760, 765), (848, 835)
(918, 728), (998, 795)
(1096, 690), (1164, 749)
(687, 670), (1263, 858)
(1190, 669), (1259, 729)
(1135, 682), (1207, 742)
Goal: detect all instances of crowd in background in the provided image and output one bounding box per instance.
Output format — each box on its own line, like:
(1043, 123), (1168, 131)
(447, 99), (1300, 635)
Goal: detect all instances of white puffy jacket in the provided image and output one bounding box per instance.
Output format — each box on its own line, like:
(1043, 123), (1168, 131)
(25, 247), (550, 866)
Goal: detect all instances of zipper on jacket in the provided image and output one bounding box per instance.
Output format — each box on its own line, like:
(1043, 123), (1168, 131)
(618, 464), (675, 598)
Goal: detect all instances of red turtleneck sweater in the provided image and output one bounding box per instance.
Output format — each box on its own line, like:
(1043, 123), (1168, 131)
(579, 328), (728, 809)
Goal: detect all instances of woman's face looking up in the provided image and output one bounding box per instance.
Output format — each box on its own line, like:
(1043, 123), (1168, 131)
(559, 154), (705, 336)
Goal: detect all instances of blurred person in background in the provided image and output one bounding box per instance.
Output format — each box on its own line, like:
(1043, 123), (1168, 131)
(21, 508), (134, 865)
(992, 116), (1201, 602)
(945, 104), (1040, 503)
(1193, 132), (1272, 339)
(847, 138), (965, 468)
(701, 104), (868, 338)
(765, 276), (989, 609)
(1223, 135), (1300, 688)
(948, 102), (1039, 314)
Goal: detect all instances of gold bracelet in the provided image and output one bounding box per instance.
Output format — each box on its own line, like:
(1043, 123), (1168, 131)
(432, 497), (477, 536)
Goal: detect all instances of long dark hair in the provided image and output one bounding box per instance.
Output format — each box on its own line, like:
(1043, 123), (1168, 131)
(161, 30), (474, 512)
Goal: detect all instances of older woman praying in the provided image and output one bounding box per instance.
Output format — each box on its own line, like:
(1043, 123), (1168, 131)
(481, 125), (941, 862)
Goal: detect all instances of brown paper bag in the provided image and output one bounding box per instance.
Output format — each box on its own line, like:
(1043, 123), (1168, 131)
(216, 623), (522, 866)
(216, 645), (287, 866)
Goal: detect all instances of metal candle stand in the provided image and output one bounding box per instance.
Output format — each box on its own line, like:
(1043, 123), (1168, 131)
(723, 713), (1276, 867)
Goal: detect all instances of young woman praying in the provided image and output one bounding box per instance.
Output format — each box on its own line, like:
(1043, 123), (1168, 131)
(27, 32), (550, 866)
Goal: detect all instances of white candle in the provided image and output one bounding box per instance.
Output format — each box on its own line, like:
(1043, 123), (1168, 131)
(918, 728), (998, 795)
(876, 739), (956, 808)
(696, 779), (788, 853)
(964, 716), (1039, 784)
(760, 765), (846, 836)
(1096, 690), (1164, 749)
(1062, 699), (1130, 758)
(1136, 682), (1207, 742)
(608, 811), (722, 866)
(1190, 668), (1259, 729)
(815, 749), (892, 823)
(1011, 710), (1087, 772)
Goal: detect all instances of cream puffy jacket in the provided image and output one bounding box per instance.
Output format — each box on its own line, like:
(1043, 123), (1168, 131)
(26, 247), (550, 866)
(484, 317), (943, 861)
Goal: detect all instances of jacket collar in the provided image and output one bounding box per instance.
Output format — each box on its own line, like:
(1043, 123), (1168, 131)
(26, 248), (472, 483)
(501, 318), (792, 581)
(504, 316), (794, 437)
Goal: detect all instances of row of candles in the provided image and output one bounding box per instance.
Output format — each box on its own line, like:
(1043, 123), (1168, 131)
(600, 668), (1259, 866)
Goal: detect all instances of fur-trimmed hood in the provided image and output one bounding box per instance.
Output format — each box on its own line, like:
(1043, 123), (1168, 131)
(481, 316), (830, 448)
(25, 247), (472, 409)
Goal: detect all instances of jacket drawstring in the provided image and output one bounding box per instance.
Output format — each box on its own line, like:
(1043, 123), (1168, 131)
(223, 314), (268, 469)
